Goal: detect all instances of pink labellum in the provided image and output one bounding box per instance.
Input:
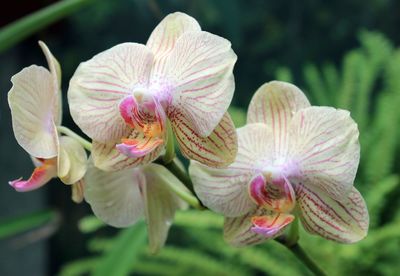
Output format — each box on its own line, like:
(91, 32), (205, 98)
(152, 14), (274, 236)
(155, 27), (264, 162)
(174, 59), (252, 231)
(9, 158), (57, 192)
(249, 174), (296, 213)
(251, 213), (294, 237)
(116, 137), (164, 158)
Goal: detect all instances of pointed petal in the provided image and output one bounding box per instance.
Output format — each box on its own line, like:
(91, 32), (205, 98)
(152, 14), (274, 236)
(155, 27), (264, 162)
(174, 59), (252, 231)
(142, 164), (188, 253)
(57, 136), (88, 184)
(165, 31), (237, 137)
(68, 43), (154, 143)
(190, 123), (275, 217)
(173, 112), (237, 168)
(147, 12), (201, 77)
(247, 81), (310, 156)
(9, 158), (57, 192)
(84, 161), (144, 227)
(38, 41), (62, 125)
(92, 137), (163, 172)
(8, 65), (59, 158)
(296, 185), (369, 243)
(224, 208), (287, 247)
(289, 107), (360, 200)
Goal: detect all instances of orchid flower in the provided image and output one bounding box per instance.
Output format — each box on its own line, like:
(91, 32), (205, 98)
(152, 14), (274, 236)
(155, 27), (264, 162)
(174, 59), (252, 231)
(68, 12), (237, 171)
(84, 161), (188, 253)
(190, 81), (369, 246)
(8, 41), (87, 200)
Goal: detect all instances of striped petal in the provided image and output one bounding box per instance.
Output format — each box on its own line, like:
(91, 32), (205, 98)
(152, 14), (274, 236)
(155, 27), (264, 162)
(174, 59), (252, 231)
(147, 12), (201, 78)
(296, 185), (369, 243)
(8, 65), (59, 158)
(224, 208), (288, 247)
(190, 123), (274, 217)
(84, 161), (144, 227)
(142, 164), (188, 254)
(165, 31), (237, 137)
(38, 41), (62, 125)
(9, 158), (57, 192)
(68, 43), (154, 143)
(92, 135), (163, 172)
(173, 112), (237, 168)
(289, 107), (360, 200)
(247, 81), (310, 157)
(57, 136), (88, 184)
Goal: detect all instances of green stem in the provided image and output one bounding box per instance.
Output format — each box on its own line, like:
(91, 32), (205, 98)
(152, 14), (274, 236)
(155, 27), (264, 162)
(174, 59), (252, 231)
(162, 158), (195, 195)
(162, 120), (176, 164)
(0, 0), (95, 53)
(286, 214), (299, 247)
(287, 243), (327, 276)
(162, 171), (203, 210)
(57, 126), (92, 151)
(276, 238), (327, 276)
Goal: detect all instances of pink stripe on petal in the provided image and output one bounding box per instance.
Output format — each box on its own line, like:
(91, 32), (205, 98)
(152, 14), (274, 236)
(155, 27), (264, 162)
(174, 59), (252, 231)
(116, 138), (164, 158)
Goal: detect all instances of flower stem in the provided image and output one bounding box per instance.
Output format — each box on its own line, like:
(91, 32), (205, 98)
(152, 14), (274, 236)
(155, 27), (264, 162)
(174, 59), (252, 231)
(286, 214), (299, 247)
(57, 126), (92, 151)
(286, 243), (327, 276)
(0, 0), (95, 53)
(276, 237), (327, 276)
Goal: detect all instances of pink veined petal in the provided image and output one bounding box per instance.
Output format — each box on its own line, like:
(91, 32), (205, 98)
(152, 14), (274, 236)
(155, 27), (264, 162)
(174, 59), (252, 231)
(224, 208), (284, 247)
(84, 161), (144, 227)
(68, 43), (154, 143)
(296, 185), (369, 243)
(248, 174), (296, 213)
(174, 112), (238, 168)
(92, 136), (163, 172)
(141, 164), (188, 254)
(38, 41), (62, 125)
(251, 212), (294, 237)
(247, 81), (310, 157)
(288, 106), (360, 200)
(147, 12), (201, 78)
(190, 123), (275, 217)
(165, 31), (237, 137)
(9, 158), (57, 192)
(8, 65), (59, 158)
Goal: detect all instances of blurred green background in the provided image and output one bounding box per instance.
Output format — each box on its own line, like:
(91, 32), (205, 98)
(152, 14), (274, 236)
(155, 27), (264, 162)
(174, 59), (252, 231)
(1, 0), (400, 275)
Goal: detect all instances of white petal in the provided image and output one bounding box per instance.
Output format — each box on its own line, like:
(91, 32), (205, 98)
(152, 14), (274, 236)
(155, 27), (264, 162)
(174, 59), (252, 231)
(165, 31), (237, 137)
(289, 106), (360, 200)
(142, 164), (188, 253)
(247, 81), (310, 157)
(8, 65), (58, 158)
(190, 123), (275, 217)
(68, 43), (154, 143)
(84, 161), (144, 227)
(57, 136), (88, 184)
(296, 185), (369, 243)
(147, 12), (201, 77)
(173, 112), (237, 168)
(38, 41), (62, 125)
